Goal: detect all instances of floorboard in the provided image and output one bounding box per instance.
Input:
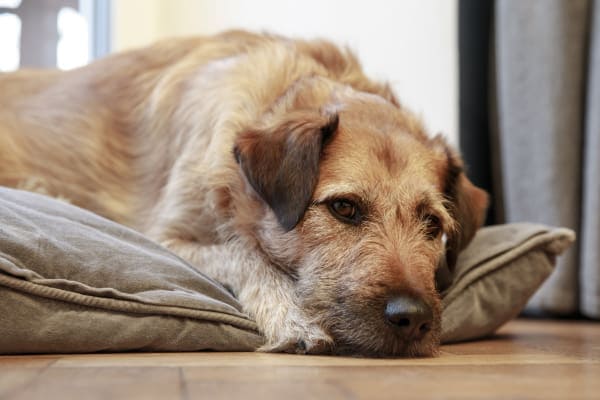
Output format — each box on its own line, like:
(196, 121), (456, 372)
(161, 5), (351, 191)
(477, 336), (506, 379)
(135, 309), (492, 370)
(1, 318), (598, 399)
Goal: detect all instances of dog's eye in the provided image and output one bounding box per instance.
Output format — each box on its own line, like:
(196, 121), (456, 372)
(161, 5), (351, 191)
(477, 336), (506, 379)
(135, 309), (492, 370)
(423, 214), (442, 239)
(328, 199), (361, 224)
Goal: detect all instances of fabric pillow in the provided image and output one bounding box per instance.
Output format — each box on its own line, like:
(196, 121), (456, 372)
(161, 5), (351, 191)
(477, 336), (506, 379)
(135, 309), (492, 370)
(0, 187), (574, 353)
(0, 187), (263, 354)
(441, 223), (575, 343)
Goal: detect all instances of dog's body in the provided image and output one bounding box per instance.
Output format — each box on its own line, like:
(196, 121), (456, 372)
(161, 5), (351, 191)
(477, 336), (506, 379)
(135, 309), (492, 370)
(0, 31), (487, 356)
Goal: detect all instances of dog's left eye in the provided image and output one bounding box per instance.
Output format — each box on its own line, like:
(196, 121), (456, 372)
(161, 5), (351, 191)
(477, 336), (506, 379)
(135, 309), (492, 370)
(327, 199), (361, 225)
(423, 214), (442, 239)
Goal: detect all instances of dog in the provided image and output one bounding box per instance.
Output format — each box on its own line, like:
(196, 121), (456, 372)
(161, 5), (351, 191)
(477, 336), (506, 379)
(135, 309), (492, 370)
(0, 31), (488, 357)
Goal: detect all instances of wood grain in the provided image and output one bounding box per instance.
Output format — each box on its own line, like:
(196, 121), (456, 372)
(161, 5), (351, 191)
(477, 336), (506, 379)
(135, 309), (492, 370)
(1, 319), (598, 400)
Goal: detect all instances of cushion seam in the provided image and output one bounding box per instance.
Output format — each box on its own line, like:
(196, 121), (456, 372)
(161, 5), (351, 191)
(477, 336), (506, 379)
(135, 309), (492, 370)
(0, 272), (260, 333)
(0, 253), (246, 317)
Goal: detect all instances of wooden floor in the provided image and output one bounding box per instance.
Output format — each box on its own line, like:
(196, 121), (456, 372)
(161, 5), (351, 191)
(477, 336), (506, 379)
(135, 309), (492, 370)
(1, 318), (598, 400)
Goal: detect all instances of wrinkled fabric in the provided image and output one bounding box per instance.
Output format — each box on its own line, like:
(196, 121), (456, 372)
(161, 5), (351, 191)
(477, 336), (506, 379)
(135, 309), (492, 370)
(0, 187), (263, 354)
(442, 223), (574, 342)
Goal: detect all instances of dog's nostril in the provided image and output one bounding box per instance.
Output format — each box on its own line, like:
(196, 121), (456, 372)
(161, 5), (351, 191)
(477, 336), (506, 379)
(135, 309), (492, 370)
(385, 296), (433, 340)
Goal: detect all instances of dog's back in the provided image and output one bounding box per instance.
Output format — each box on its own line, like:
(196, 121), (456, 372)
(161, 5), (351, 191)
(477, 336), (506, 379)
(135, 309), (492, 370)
(0, 33), (239, 223)
(0, 31), (395, 228)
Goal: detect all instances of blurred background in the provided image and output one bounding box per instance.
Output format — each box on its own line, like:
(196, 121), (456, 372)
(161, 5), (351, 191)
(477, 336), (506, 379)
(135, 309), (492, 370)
(0, 0), (458, 143)
(0, 0), (598, 319)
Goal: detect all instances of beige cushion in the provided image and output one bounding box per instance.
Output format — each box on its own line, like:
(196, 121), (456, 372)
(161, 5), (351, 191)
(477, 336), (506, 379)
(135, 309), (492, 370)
(0, 187), (263, 354)
(0, 187), (574, 353)
(441, 223), (575, 343)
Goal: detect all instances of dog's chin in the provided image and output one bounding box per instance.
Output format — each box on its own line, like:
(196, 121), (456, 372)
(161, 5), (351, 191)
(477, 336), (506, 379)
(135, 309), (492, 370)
(329, 326), (441, 358)
(312, 307), (441, 358)
(336, 340), (440, 358)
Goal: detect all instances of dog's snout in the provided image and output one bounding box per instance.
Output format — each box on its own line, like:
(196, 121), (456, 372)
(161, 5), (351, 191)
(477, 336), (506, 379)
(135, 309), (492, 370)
(384, 296), (433, 340)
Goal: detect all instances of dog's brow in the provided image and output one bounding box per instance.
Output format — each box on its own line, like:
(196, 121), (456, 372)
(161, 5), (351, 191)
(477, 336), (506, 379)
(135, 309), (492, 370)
(414, 193), (454, 228)
(415, 197), (437, 214)
(414, 192), (450, 215)
(315, 185), (369, 202)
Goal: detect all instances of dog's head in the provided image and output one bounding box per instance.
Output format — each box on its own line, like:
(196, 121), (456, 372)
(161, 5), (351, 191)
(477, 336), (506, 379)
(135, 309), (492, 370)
(234, 84), (488, 357)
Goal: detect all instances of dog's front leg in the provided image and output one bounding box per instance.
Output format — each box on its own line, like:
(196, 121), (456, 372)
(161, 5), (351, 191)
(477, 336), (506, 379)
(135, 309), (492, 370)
(161, 238), (333, 354)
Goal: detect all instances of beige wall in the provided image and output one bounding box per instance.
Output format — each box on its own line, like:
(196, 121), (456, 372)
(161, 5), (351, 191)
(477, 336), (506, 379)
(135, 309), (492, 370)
(112, 0), (458, 143)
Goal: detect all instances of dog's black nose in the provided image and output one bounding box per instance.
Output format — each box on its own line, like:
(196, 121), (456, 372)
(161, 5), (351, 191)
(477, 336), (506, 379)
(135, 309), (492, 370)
(384, 296), (433, 340)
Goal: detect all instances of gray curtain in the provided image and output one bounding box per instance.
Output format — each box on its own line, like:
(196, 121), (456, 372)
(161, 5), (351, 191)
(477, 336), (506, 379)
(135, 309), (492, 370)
(494, 0), (600, 318)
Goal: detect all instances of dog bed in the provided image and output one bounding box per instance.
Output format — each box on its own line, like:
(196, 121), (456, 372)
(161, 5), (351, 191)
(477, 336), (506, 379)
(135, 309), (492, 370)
(0, 187), (574, 354)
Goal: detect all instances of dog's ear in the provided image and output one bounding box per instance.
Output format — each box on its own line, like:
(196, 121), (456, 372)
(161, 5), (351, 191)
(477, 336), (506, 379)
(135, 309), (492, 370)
(234, 111), (339, 231)
(444, 156), (489, 273)
(434, 138), (489, 275)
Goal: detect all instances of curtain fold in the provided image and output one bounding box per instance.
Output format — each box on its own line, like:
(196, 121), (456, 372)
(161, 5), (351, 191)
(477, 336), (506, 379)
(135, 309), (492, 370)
(581, 2), (600, 318)
(460, 0), (600, 318)
(495, 0), (590, 315)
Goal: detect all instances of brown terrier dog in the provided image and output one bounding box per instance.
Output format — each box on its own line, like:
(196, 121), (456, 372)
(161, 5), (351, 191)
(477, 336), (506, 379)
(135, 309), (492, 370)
(0, 31), (487, 356)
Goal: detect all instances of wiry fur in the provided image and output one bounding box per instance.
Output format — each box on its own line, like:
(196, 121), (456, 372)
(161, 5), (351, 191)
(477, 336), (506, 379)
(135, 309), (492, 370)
(0, 31), (488, 357)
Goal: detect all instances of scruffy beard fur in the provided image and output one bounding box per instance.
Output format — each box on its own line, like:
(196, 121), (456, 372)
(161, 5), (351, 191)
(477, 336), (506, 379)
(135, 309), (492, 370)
(0, 30), (488, 357)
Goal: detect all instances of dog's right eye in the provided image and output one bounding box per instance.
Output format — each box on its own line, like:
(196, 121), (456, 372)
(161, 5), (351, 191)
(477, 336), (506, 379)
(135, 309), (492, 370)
(327, 199), (361, 225)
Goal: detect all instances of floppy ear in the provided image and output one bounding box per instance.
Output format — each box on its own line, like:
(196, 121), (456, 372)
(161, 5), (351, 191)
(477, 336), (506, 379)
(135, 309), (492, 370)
(233, 111), (339, 231)
(443, 150), (489, 273)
